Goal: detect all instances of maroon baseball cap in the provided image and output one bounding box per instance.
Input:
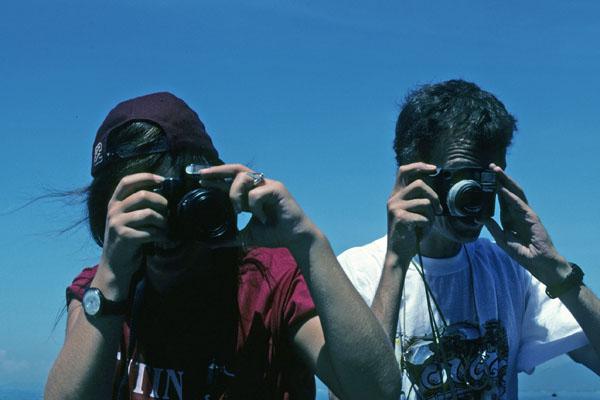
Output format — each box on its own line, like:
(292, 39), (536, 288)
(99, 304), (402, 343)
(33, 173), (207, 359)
(91, 92), (220, 177)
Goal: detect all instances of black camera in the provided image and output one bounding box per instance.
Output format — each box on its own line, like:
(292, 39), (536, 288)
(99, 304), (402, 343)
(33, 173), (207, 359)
(152, 164), (237, 243)
(425, 167), (497, 219)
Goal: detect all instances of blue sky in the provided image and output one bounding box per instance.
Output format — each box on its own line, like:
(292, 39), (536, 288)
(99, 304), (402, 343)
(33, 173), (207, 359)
(1, 0), (599, 394)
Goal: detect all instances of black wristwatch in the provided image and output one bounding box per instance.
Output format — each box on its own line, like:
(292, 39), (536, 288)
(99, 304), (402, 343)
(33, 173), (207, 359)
(82, 287), (129, 317)
(545, 263), (585, 299)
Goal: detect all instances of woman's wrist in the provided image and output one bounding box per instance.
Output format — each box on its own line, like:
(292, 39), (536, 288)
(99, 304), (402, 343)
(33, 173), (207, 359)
(92, 260), (134, 302)
(285, 220), (327, 259)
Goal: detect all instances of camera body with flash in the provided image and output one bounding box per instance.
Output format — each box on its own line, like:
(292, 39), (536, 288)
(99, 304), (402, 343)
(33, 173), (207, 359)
(425, 167), (497, 219)
(152, 164), (237, 243)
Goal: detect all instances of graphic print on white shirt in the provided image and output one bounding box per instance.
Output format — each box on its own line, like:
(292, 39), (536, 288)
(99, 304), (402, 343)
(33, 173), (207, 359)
(400, 319), (508, 399)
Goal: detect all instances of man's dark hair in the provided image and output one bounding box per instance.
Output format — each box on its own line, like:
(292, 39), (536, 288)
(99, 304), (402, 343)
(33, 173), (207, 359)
(394, 79), (517, 166)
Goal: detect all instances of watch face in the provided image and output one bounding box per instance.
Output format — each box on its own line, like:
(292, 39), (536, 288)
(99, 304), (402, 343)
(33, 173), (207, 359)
(83, 288), (101, 316)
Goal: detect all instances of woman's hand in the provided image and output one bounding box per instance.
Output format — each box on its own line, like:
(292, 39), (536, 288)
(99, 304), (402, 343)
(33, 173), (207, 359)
(198, 164), (316, 249)
(98, 173), (169, 297)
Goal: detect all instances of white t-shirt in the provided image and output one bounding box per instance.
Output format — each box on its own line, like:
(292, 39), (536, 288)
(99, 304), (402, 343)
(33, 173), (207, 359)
(338, 236), (588, 399)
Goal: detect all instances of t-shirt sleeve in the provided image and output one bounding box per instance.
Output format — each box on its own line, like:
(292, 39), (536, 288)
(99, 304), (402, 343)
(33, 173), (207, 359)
(282, 266), (317, 329)
(337, 247), (382, 307)
(245, 247), (316, 330)
(517, 272), (589, 373)
(65, 265), (98, 306)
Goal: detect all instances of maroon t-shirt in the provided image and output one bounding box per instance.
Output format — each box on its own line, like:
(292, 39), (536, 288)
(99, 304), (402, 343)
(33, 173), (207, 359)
(67, 247), (317, 399)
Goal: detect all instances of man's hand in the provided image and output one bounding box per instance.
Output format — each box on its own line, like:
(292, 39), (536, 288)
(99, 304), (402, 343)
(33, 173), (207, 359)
(483, 163), (571, 286)
(386, 162), (442, 263)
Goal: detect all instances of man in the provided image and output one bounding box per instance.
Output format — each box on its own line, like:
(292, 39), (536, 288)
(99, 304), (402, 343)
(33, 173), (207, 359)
(338, 80), (600, 398)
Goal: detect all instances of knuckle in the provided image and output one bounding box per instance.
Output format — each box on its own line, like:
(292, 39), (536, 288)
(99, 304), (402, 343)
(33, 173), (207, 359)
(271, 181), (284, 191)
(230, 190), (244, 202)
(107, 221), (116, 232)
(121, 176), (133, 186)
(413, 179), (425, 188)
(107, 210), (121, 225)
(238, 174), (253, 187)
(247, 190), (260, 202)
(141, 190), (154, 200)
(106, 206), (118, 218)
(143, 208), (157, 219)
(106, 215), (116, 227)
(135, 190), (148, 202)
(232, 163), (248, 172)
(392, 209), (407, 220)
(387, 196), (402, 209)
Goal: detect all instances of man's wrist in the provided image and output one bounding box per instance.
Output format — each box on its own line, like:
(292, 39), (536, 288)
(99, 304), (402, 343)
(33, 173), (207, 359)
(534, 256), (572, 287)
(545, 262), (585, 299)
(384, 250), (412, 272)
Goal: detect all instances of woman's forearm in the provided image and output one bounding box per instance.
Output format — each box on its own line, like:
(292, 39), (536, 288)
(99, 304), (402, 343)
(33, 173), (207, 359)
(45, 303), (123, 399)
(288, 226), (401, 400)
(45, 268), (127, 400)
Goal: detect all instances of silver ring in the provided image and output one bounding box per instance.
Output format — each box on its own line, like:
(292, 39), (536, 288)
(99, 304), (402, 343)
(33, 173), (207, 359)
(246, 171), (265, 187)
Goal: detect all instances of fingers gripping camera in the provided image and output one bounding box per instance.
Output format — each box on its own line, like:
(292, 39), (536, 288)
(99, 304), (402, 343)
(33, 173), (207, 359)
(425, 167), (497, 219)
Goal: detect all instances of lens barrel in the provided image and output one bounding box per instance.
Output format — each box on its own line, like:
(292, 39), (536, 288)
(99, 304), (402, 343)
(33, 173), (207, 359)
(447, 180), (484, 217)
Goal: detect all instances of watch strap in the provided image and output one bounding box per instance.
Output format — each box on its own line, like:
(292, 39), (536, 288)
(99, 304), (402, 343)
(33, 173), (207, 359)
(84, 287), (129, 316)
(545, 263), (584, 299)
(101, 291), (129, 315)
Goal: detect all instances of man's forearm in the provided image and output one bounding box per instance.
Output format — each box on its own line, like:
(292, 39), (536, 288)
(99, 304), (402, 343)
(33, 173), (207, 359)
(371, 251), (410, 344)
(536, 259), (600, 361)
(288, 227), (401, 400)
(560, 284), (600, 360)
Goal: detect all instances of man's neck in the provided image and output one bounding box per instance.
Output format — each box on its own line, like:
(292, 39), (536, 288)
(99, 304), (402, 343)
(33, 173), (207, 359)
(418, 231), (463, 259)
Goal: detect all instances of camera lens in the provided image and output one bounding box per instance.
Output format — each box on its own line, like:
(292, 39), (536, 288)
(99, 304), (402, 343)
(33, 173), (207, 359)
(174, 188), (236, 242)
(447, 180), (483, 217)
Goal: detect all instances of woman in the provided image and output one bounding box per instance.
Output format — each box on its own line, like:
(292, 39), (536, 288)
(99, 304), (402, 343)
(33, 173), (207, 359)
(44, 92), (400, 400)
